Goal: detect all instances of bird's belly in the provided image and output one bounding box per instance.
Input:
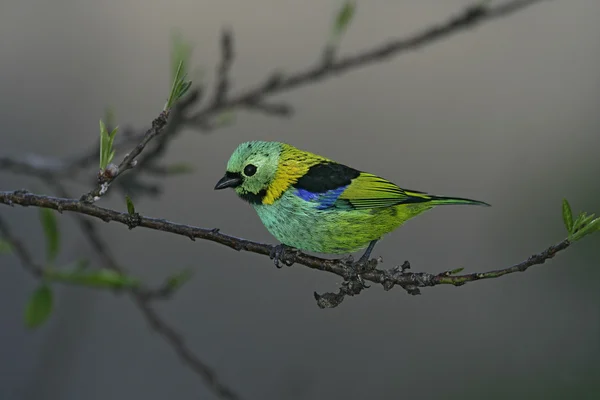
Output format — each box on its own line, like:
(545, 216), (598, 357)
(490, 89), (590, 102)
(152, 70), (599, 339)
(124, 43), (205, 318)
(253, 194), (416, 254)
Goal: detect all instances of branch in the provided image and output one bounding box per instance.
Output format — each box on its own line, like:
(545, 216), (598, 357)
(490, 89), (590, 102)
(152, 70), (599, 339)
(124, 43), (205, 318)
(0, 0), (554, 396)
(0, 183), (240, 400)
(0, 216), (45, 278)
(2, 0), (543, 197)
(79, 88), (200, 204)
(212, 28), (234, 107)
(0, 189), (573, 307)
(186, 0), (545, 125)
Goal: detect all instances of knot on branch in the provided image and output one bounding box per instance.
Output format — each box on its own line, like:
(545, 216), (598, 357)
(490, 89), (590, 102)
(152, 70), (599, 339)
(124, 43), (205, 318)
(153, 110), (170, 129)
(125, 212), (142, 230)
(314, 278), (366, 309)
(14, 189), (30, 196)
(98, 163), (120, 183)
(381, 261), (438, 295)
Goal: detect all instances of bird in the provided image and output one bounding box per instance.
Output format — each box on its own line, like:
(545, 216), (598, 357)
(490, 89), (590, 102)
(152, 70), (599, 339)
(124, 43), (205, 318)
(214, 140), (489, 268)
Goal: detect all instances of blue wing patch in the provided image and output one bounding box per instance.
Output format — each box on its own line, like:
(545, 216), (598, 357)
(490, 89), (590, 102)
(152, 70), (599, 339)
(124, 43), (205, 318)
(294, 186), (348, 210)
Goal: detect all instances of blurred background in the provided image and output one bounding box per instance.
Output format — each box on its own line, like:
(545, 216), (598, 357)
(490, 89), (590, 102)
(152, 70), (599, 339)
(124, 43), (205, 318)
(1, 0), (599, 399)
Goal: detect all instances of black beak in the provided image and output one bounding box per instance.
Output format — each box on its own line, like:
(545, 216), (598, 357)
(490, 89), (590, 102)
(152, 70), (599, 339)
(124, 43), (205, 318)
(214, 172), (243, 190)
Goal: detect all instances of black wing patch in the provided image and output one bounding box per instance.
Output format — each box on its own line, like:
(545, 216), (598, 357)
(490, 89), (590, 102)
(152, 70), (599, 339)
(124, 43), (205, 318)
(293, 162), (361, 193)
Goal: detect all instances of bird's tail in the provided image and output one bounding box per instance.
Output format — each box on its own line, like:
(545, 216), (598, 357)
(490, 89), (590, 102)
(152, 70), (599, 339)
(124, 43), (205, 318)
(428, 195), (491, 207)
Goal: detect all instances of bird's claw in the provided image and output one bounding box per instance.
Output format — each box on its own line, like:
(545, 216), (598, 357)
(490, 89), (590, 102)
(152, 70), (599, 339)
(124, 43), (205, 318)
(341, 255), (377, 289)
(269, 244), (298, 268)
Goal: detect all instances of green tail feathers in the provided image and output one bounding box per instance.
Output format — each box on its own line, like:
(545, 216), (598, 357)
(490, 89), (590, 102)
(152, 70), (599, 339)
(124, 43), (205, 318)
(429, 195), (491, 207)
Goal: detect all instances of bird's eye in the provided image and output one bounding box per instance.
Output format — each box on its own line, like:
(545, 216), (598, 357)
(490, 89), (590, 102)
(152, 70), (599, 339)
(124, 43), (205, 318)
(243, 164), (257, 177)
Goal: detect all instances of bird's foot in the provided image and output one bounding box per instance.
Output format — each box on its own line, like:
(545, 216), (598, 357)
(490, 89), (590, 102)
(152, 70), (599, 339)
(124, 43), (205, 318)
(269, 244), (298, 268)
(341, 254), (379, 289)
(339, 240), (380, 289)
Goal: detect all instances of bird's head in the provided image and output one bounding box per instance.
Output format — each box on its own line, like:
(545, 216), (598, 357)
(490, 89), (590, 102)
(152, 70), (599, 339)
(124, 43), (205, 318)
(214, 141), (282, 204)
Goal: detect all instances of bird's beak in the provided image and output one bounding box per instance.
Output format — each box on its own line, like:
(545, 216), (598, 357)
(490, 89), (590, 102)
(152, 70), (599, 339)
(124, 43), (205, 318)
(214, 172), (243, 190)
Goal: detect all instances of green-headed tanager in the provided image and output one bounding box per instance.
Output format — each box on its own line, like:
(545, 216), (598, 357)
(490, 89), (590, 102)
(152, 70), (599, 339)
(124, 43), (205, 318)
(215, 141), (489, 267)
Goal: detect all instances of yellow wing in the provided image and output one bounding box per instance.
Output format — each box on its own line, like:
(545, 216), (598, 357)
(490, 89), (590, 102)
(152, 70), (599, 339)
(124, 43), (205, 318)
(337, 172), (432, 210)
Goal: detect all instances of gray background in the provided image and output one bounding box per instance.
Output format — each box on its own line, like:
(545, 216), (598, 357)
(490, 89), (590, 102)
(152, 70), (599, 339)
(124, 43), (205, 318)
(1, 1), (599, 399)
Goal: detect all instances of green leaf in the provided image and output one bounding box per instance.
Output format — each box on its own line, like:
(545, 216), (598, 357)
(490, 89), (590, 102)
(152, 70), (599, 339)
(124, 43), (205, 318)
(578, 213), (596, 229)
(333, 1), (356, 38)
(39, 208), (59, 263)
(99, 119), (118, 169)
(25, 284), (53, 329)
(108, 149), (116, 166)
(166, 269), (193, 290)
(165, 32), (194, 111)
(165, 163), (194, 175)
(572, 213), (584, 233)
(99, 119), (108, 169)
(125, 195), (136, 215)
(170, 30), (193, 82)
(175, 80), (192, 100)
(585, 217), (600, 234)
(80, 270), (140, 289)
(562, 198), (573, 233)
(571, 215), (600, 241)
(165, 61), (187, 110)
(108, 127), (118, 152)
(0, 239), (11, 254)
(44, 268), (140, 289)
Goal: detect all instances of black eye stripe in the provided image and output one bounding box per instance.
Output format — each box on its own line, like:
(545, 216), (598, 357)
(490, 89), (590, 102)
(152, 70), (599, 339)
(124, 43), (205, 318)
(244, 164), (257, 176)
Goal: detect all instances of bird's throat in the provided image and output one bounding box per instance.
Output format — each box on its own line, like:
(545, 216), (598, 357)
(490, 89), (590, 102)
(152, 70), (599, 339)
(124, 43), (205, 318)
(238, 189), (267, 204)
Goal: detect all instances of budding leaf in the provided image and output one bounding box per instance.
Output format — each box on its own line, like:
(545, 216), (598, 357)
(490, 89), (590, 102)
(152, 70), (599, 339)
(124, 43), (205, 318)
(25, 284), (53, 329)
(166, 31), (194, 110)
(175, 80), (192, 100)
(125, 195), (136, 215)
(99, 119), (118, 170)
(166, 269), (193, 291)
(83, 269), (139, 289)
(39, 208), (59, 263)
(571, 215), (600, 242)
(0, 239), (11, 254)
(562, 198), (573, 234)
(333, 1), (356, 38)
(44, 268), (140, 289)
(99, 119), (108, 169)
(448, 267), (465, 275)
(170, 30), (192, 83)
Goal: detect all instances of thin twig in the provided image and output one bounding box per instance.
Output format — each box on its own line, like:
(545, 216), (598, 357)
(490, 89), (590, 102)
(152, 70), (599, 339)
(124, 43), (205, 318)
(187, 0), (545, 125)
(213, 28), (234, 106)
(78, 88), (200, 204)
(0, 216), (44, 278)
(46, 179), (240, 400)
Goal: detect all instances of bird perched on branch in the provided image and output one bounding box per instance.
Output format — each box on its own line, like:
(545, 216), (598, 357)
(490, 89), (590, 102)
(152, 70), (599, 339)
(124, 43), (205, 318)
(215, 141), (489, 270)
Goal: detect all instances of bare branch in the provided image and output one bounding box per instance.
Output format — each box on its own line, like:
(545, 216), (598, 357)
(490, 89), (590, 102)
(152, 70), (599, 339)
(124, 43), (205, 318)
(0, 216), (44, 278)
(213, 28), (234, 106)
(240, 100), (293, 117)
(0, 155), (68, 180)
(187, 0), (545, 125)
(77, 87), (201, 204)
(0, 189), (572, 307)
(45, 179), (240, 399)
